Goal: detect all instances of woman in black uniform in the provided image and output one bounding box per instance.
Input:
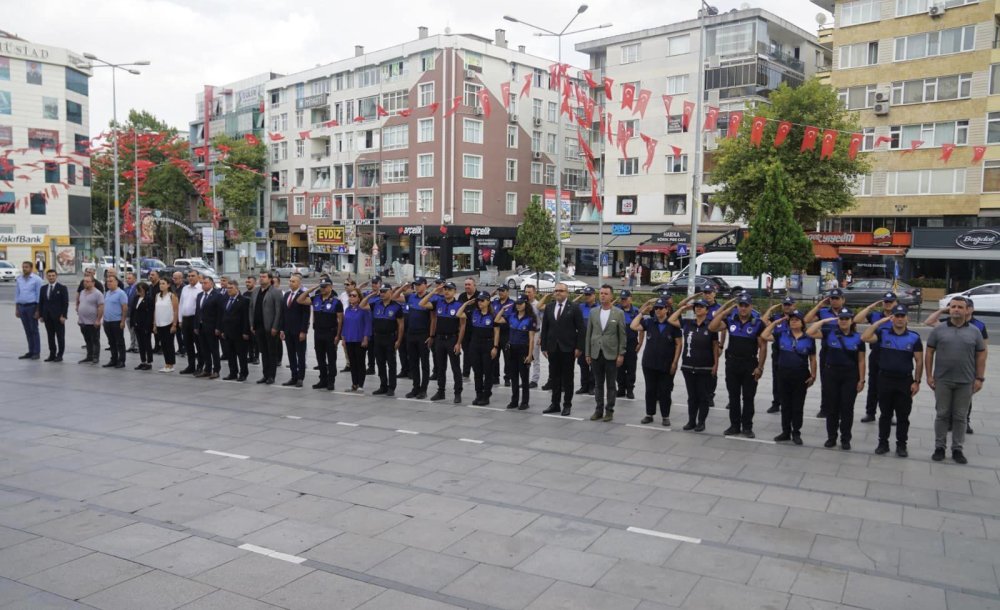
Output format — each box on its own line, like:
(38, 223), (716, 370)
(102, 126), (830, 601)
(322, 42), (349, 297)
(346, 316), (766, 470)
(458, 292), (497, 406)
(761, 310), (817, 445)
(807, 307), (865, 450)
(631, 297), (682, 426)
(495, 296), (537, 410)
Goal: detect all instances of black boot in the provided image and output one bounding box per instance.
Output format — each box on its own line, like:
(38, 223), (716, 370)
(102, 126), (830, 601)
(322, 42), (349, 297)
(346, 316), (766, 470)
(430, 390), (446, 401)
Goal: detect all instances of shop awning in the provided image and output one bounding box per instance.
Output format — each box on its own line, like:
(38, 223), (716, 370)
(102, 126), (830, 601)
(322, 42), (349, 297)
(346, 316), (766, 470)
(636, 242), (706, 255)
(812, 243), (839, 260)
(560, 234), (605, 248)
(906, 248), (1000, 260)
(839, 246), (907, 256)
(608, 234), (648, 249)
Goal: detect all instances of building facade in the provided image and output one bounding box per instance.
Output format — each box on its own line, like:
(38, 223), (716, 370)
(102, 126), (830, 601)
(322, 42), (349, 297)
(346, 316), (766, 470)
(576, 9), (828, 276)
(0, 31), (92, 269)
(813, 0), (1000, 287)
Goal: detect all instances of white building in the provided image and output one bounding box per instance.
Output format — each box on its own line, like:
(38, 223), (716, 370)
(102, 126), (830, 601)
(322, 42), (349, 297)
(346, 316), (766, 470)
(0, 31), (92, 269)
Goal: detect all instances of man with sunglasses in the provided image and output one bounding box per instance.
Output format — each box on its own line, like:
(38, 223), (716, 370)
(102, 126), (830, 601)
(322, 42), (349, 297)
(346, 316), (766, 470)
(710, 293), (766, 438)
(805, 288), (847, 418)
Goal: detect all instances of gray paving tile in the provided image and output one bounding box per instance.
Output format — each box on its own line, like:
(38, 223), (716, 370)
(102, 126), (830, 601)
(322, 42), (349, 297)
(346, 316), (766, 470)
(643, 488), (720, 514)
(390, 493), (476, 522)
(0, 525), (37, 550)
(728, 522), (816, 557)
(355, 589), (465, 610)
(440, 563), (554, 610)
(747, 556), (802, 593)
(377, 517), (473, 553)
(369, 547), (476, 592)
(193, 553), (313, 599)
(0, 498), (83, 529)
(708, 497), (788, 527)
(781, 507), (862, 540)
(899, 552), (998, 594)
(20, 552), (150, 600)
(304, 532), (405, 572)
(241, 518), (342, 555)
(516, 544), (618, 586)
(79, 523), (189, 560)
(261, 570), (384, 610)
(0, 537), (93, 580)
(944, 590), (1000, 610)
(176, 589), (283, 610)
(443, 530), (544, 567)
(1, 590), (89, 609)
(653, 511), (739, 544)
(666, 543), (760, 583)
(808, 535), (900, 573)
(183, 506), (284, 539)
(679, 577), (790, 610)
(264, 494), (353, 523)
(448, 503), (539, 536)
(525, 580), (641, 610)
(789, 564), (847, 604)
(79, 569), (216, 610)
(0, 576), (42, 606)
(594, 559), (696, 606)
(336, 482), (419, 510)
(515, 515), (607, 551)
(325, 505), (409, 536)
(585, 528), (679, 566)
(521, 489), (605, 518)
(133, 537), (247, 578)
(841, 572), (946, 610)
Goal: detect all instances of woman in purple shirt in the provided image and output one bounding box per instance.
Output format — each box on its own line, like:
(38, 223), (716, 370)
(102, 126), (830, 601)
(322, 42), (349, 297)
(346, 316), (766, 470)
(342, 289), (372, 391)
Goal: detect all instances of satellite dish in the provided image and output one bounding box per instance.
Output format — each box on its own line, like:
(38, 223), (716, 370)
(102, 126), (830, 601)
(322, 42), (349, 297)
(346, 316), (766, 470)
(816, 13), (828, 25)
(740, 2), (751, 9)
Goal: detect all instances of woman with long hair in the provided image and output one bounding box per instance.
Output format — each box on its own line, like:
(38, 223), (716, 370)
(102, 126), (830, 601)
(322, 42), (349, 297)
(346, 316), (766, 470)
(154, 278), (178, 372)
(808, 307), (866, 450)
(494, 295), (536, 410)
(132, 282), (155, 370)
(762, 310), (817, 445)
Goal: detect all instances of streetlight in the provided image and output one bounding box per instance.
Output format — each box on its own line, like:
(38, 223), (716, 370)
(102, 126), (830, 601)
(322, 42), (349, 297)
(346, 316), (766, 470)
(131, 128), (159, 268)
(504, 6), (611, 282)
(81, 53), (150, 271)
(687, 1), (718, 297)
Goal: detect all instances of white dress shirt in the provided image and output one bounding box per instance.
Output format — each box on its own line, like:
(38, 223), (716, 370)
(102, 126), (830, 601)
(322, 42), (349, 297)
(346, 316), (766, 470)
(599, 307), (611, 331)
(179, 284), (201, 317)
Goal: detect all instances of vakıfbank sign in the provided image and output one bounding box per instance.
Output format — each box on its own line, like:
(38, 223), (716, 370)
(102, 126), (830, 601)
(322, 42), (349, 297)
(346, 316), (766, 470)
(0, 234), (45, 245)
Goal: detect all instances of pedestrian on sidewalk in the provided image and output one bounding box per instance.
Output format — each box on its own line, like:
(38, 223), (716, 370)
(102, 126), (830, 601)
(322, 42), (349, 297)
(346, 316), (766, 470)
(14, 261), (42, 360)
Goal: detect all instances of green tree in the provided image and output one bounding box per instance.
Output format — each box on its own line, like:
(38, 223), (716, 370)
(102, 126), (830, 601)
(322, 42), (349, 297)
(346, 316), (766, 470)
(710, 79), (871, 227)
(212, 134), (266, 240)
(737, 161), (814, 283)
(512, 195), (558, 273)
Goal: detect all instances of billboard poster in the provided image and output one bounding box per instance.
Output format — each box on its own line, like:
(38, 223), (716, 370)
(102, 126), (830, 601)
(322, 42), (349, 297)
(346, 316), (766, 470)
(543, 189), (572, 241)
(55, 246), (76, 274)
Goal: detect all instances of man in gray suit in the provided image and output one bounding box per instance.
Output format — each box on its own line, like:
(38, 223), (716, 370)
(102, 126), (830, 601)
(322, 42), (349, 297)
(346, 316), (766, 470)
(586, 284), (627, 422)
(249, 271), (284, 384)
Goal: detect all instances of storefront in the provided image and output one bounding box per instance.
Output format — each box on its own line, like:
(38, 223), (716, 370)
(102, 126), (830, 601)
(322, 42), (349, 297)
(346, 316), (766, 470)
(906, 227), (1000, 291)
(807, 230), (911, 282)
(0, 234), (71, 272)
(307, 225), (356, 273)
(379, 225), (517, 280)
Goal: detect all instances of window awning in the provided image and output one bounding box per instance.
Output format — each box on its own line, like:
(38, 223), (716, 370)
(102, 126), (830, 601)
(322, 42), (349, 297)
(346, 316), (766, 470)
(812, 243), (839, 260)
(839, 246), (907, 256)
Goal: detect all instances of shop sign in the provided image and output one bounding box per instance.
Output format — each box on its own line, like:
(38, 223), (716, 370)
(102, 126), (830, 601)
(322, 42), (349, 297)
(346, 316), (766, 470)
(0, 234), (45, 245)
(465, 227), (491, 237)
(611, 224), (631, 236)
(809, 233), (857, 244)
(650, 269), (672, 284)
(956, 229), (1000, 250)
(477, 238), (498, 248)
(650, 230), (689, 244)
(872, 227), (892, 246)
(315, 226), (345, 245)
(396, 226), (423, 236)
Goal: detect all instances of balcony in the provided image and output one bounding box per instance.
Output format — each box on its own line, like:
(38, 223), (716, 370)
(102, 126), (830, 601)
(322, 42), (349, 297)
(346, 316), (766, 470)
(758, 42), (804, 73)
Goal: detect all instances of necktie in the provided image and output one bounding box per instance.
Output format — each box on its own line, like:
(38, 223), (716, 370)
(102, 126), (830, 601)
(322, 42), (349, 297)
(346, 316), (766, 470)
(287, 291), (295, 307)
(227, 297), (234, 311)
(556, 302), (562, 320)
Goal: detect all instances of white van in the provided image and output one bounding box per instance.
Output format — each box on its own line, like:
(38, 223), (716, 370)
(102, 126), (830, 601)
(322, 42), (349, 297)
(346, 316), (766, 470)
(675, 251), (786, 294)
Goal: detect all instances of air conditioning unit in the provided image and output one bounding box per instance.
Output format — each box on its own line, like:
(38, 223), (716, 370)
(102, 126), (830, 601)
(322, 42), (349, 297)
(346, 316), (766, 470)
(875, 91), (889, 103)
(508, 114), (518, 123)
(465, 69), (476, 80)
(874, 101), (890, 115)
(533, 151), (543, 160)
(928, 3), (945, 17)
(474, 107), (483, 116)
(708, 55), (721, 69)
(533, 117), (543, 127)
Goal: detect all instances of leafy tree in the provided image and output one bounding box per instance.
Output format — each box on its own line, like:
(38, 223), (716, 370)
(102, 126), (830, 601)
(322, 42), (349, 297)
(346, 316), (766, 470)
(710, 79), (871, 227)
(737, 161), (813, 282)
(512, 195), (558, 273)
(212, 135), (266, 240)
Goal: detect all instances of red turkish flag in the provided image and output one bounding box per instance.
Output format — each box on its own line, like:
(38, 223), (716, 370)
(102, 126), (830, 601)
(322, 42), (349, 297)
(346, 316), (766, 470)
(749, 116), (767, 147)
(602, 76), (614, 101)
(398, 108), (412, 118)
(583, 70), (597, 89)
(477, 89), (492, 118)
(428, 102), (440, 115)
(617, 121), (629, 159)
(519, 73), (532, 98)
(704, 106), (719, 131)
(726, 111), (743, 138)
(972, 146), (987, 163)
(500, 82), (511, 110)
(298, 130), (311, 140)
(193, 146), (208, 157)
(682, 101), (695, 131)
(376, 104), (389, 118)
(670, 145), (683, 158)
(443, 96), (462, 118)
(244, 134), (260, 146)
(820, 129), (838, 160)
(902, 140), (923, 154)
(604, 110), (614, 146)
(548, 63), (560, 90)
(321, 119), (339, 128)
(640, 133), (658, 173)
(774, 121), (792, 147)
(577, 130), (593, 160)
(621, 83), (636, 111)
(591, 180), (602, 212)
(848, 133), (863, 160)
(800, 126), (819, 152)
(662, 95), (673, 118)
(633, 89), (652, 118)
(583, 95), (595, 126)
(268, 132), (284, 142)
(940, 143), (956, 163)
(874, 135), (892, 147)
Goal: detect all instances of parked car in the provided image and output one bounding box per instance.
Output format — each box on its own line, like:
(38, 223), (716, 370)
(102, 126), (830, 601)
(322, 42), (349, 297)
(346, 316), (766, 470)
(139, 257), (166, 279)
(674, 251), (786, 294)
(173, 258), (217, 279)
(274, 262), (313, 278)
(821, 278), (922, 307)
(504, 268), (537, 290)
(653, 275), (735, 298)
(519, 272), (588, 293)
(0, 260), (15, 282)
(939, 283), (1000, 314)
(82, 256), (134, 275)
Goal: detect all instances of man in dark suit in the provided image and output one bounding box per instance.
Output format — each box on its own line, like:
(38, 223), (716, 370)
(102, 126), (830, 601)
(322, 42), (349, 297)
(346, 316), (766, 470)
(541, 282), (586, 416)
(39, 269), (69, 362)
(242, 276), (259, 364)
(220, 281), (250, 381)
(195, 276), (223, 379)
(281, 272), (310, 387)
(249, 271), (284, 384)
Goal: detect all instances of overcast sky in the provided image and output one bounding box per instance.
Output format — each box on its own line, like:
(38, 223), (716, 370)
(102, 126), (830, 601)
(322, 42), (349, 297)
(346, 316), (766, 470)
(9, 0), (829, 137)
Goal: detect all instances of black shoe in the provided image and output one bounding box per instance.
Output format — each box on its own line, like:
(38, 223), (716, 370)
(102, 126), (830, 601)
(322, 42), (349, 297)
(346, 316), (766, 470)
(416, 391), (427, 399)
(874, 443), (890, 455)
(707, 399), (714, 408)
(115, 363), (126, 369)
(561, 407), (572, 416)
(626, 390), (635, 400)
(135, 364), (146, 370)
(587, 389), (595, 396)
(78, 358), (92, 364)
(313, 365), (321, 370)
(179, 368), (195, 375)
(341, 366), (351, 372)
(312, 381), (327, 389)
(102, 362), (116, 368)
(454, 395), (462, 404)
(616, 389), (626, 398)
(222, 374), (237, 380)
(238, 375), (248, 382)
(541, 382), (551, 391)
(327, 383), (335, 391)
(256, 377), (268, 384)
(861, 415), (875, 423)
(590, 410), (605, 421)
(44, 355), (55, 362)
(966, 424), (974, 435)
(575, 387), (588, 395)
(19, 353), (34, 360)
(472, 397), (483, 406)
(824, 439), (837, 448)
(405, 389), (418, 398)
(53, 357), (62, 362)
(366, 368), (375, 375)
(504, 380), (511, 387)
(694, 423), (705, 432)
(506, 401), (518, 409)
(265, 378), (274, 385)
(386, 390), (394, 397)
(542, 405), (560, 414)
(766, 406), (780, 414)
(281, 379), (297, 387)
(372, 388), (388, 396)
(518, 401), (529, 411)
(529, 382), (538, 389)
(743, 430), (755, 439)
(953, 450), (968, 465)
(662, 418), (671, 427)
(841, 440), (851, 450)
(816, 410), (826, 418)
(774, 432), (791, 442)
(430, 391), (446, 401)
(932, 447), (946, 461)
(896, 445), (908, 458)
(723, 426), (741, 436)
(683, 421), (697, 431)
(640, 416), (654, 425)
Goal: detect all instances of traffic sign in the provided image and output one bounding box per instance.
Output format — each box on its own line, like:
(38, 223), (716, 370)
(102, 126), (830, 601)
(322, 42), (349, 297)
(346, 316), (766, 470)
(677, 244), (689, 257)
(600, 252), (609, 266)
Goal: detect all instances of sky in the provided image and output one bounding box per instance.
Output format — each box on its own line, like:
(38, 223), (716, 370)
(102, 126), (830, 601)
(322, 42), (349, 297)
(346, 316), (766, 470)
(8, 0), (830, 137)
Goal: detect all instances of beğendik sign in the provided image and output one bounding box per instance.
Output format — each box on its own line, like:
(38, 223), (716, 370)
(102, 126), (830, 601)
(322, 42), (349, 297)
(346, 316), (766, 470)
(955, 229), (1000, 250)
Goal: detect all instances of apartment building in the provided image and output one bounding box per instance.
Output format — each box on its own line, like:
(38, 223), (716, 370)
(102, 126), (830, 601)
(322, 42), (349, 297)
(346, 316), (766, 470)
(576, 8), (828, 276)
(813, 0), (1000, 285)
(0, 31), (92, 268)
(260, 28), (584, 278)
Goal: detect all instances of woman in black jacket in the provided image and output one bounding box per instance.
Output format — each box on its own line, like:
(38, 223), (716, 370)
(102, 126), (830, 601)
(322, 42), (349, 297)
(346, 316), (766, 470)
(132, 282), (155, 370)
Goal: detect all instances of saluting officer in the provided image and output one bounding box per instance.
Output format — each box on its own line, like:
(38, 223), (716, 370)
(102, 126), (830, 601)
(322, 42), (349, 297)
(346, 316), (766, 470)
(761, 309), (817, 445)
(766, 296), (797, 414)
(401, 278), (435, 399)
(631, 297), (681, 427)
(709, 293), (766, 438)
(491, 286), (514, 387)
(421, 281), (464, 403)
(365, 284), (404, 396)
(669, 296), (719, 433)
(299, 278), (342, 391)
(808, 307), (866, 451)
(615, 290), (642, 400)
(495, 295), (537, 410)
(459, 291), (497, 406)
(854, 292), (898, 424)
(804, 288), (847, 418)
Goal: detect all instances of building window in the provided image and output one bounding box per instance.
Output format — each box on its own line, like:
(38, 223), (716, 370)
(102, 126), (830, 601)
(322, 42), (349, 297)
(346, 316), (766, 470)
(0, 58), (8, 81)
(991, 65), (1000, 95)
(359, 95), (378, 120)
(544, 164), (556, 186)
(531, 130), (541, 152)
(382, 159), (409, 183)
(463, 118), (483, 144)
(418, 118), (434, 143)
(65, 100), (82, 125)
(887, 168), (966, 195)
(417, 153), (433, 178)
(891, 120), (968, 148)
(506, 159), (517, 182)
(666, 75), (689, 95)
(382, 192), (409, 217)
(507, 125), (518, 148)
(462, 190), (482, 213)
(293, 195), (305, 216)
(664, 195), (686, 215)
(988, 113), (1000, 144)
(43, 162), (58, 183)
(984, 161), (1000, 193)
(619, 157), (640, 176)
(418, 82), (434, 107)
(464, 82), (482, 109)
(31, 193), (46, 215)
(891, 73), (972, 105)
(667, 34), (691, 56)
(665, 154), (688, 173)
(0, 193), (13, 214)
(417, 189), (434, 212)
(26, 62), (42, 85)
(83, 167), (91, 186)
(421, 52), (435, 71)
(546, 133), (557, 154)
(382, 124), (408, 150)
(838, 84), (877, 110)
(505, 192), (517, 215)
(382, 89), (408, 113)
(42, 96), (59, 119)
(531, 162), (543, 184)
(896, 0), (977, 17)
(621, 43), (640, 64)
(622, 120), (638, 138)
(357, 66), (380, 87)
(894, 26), (975, 61)
(861, 127), (876, 151)
(546, 101), (557, 123)
(311, 195), (329, 219)
(295, 139), (304, 158)
(532, 98), (542, 119)
(852, 174), (874, 197)
(839, 41), (879, 68)
(295, 110), (303, 129)
(840, 0), (880, 26)
(28, 128), (57, 150)
(463, 155), (482, 179)
(281, 113), (288, 130)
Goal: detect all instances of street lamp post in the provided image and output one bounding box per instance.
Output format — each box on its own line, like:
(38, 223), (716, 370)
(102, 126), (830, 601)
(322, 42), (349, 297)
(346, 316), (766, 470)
(687, 1), (718, 297)
(82, 54), (150, 272)
(504, 6), (611, 283)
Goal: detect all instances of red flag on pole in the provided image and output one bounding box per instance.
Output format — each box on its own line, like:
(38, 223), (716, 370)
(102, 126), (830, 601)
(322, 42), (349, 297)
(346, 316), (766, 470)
(548, 64), (560, 90)
(940, 143), (956, 163)
(428, 102), (440, 115)
(244, 134), (260, 146)
(604, 110), (614, 146)
(298, 130), (311, 140)
(873, 135), (891, 147)
(443, 96), (462, 118)
(268, 132), (284, 142)
(321, 119), (339, 128)
(726, 111), (743, 138)
(774, 121), (792, 147)
(670, 145), (683, 158)
(591, 180), (602, 212)
(848, 133), (863, 160)
(820, 129), (838, 160)
(353, 115), (365, 123)
(800, 126), (819, 152)
(621, 83), (635, 111)
(749, 116), (767, 146)
(500, 82), (511, 110)
(583, 70), (597, 89)
(902, 140), (923, 154)
(519, 73), (532, 99)
(476, 89), (492, 118)
(617, 121), (629, 159)
(602, 77), (614, 101)
(398, 108), (412, 118)
(577, 130), (594, 159)
(682, 101), (695, 132)
(704, 106), (719, 131)
(640, 133), (658, 173)
(662, 95), (673, 119)
(376, 104), (389, 118)
(972, 145), (987, 163)
(633, 89), (651, 118)
(583, 95), (595, 126)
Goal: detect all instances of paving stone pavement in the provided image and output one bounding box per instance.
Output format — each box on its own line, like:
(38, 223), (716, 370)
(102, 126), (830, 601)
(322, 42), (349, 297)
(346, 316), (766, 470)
(0, 312), (999, 609)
